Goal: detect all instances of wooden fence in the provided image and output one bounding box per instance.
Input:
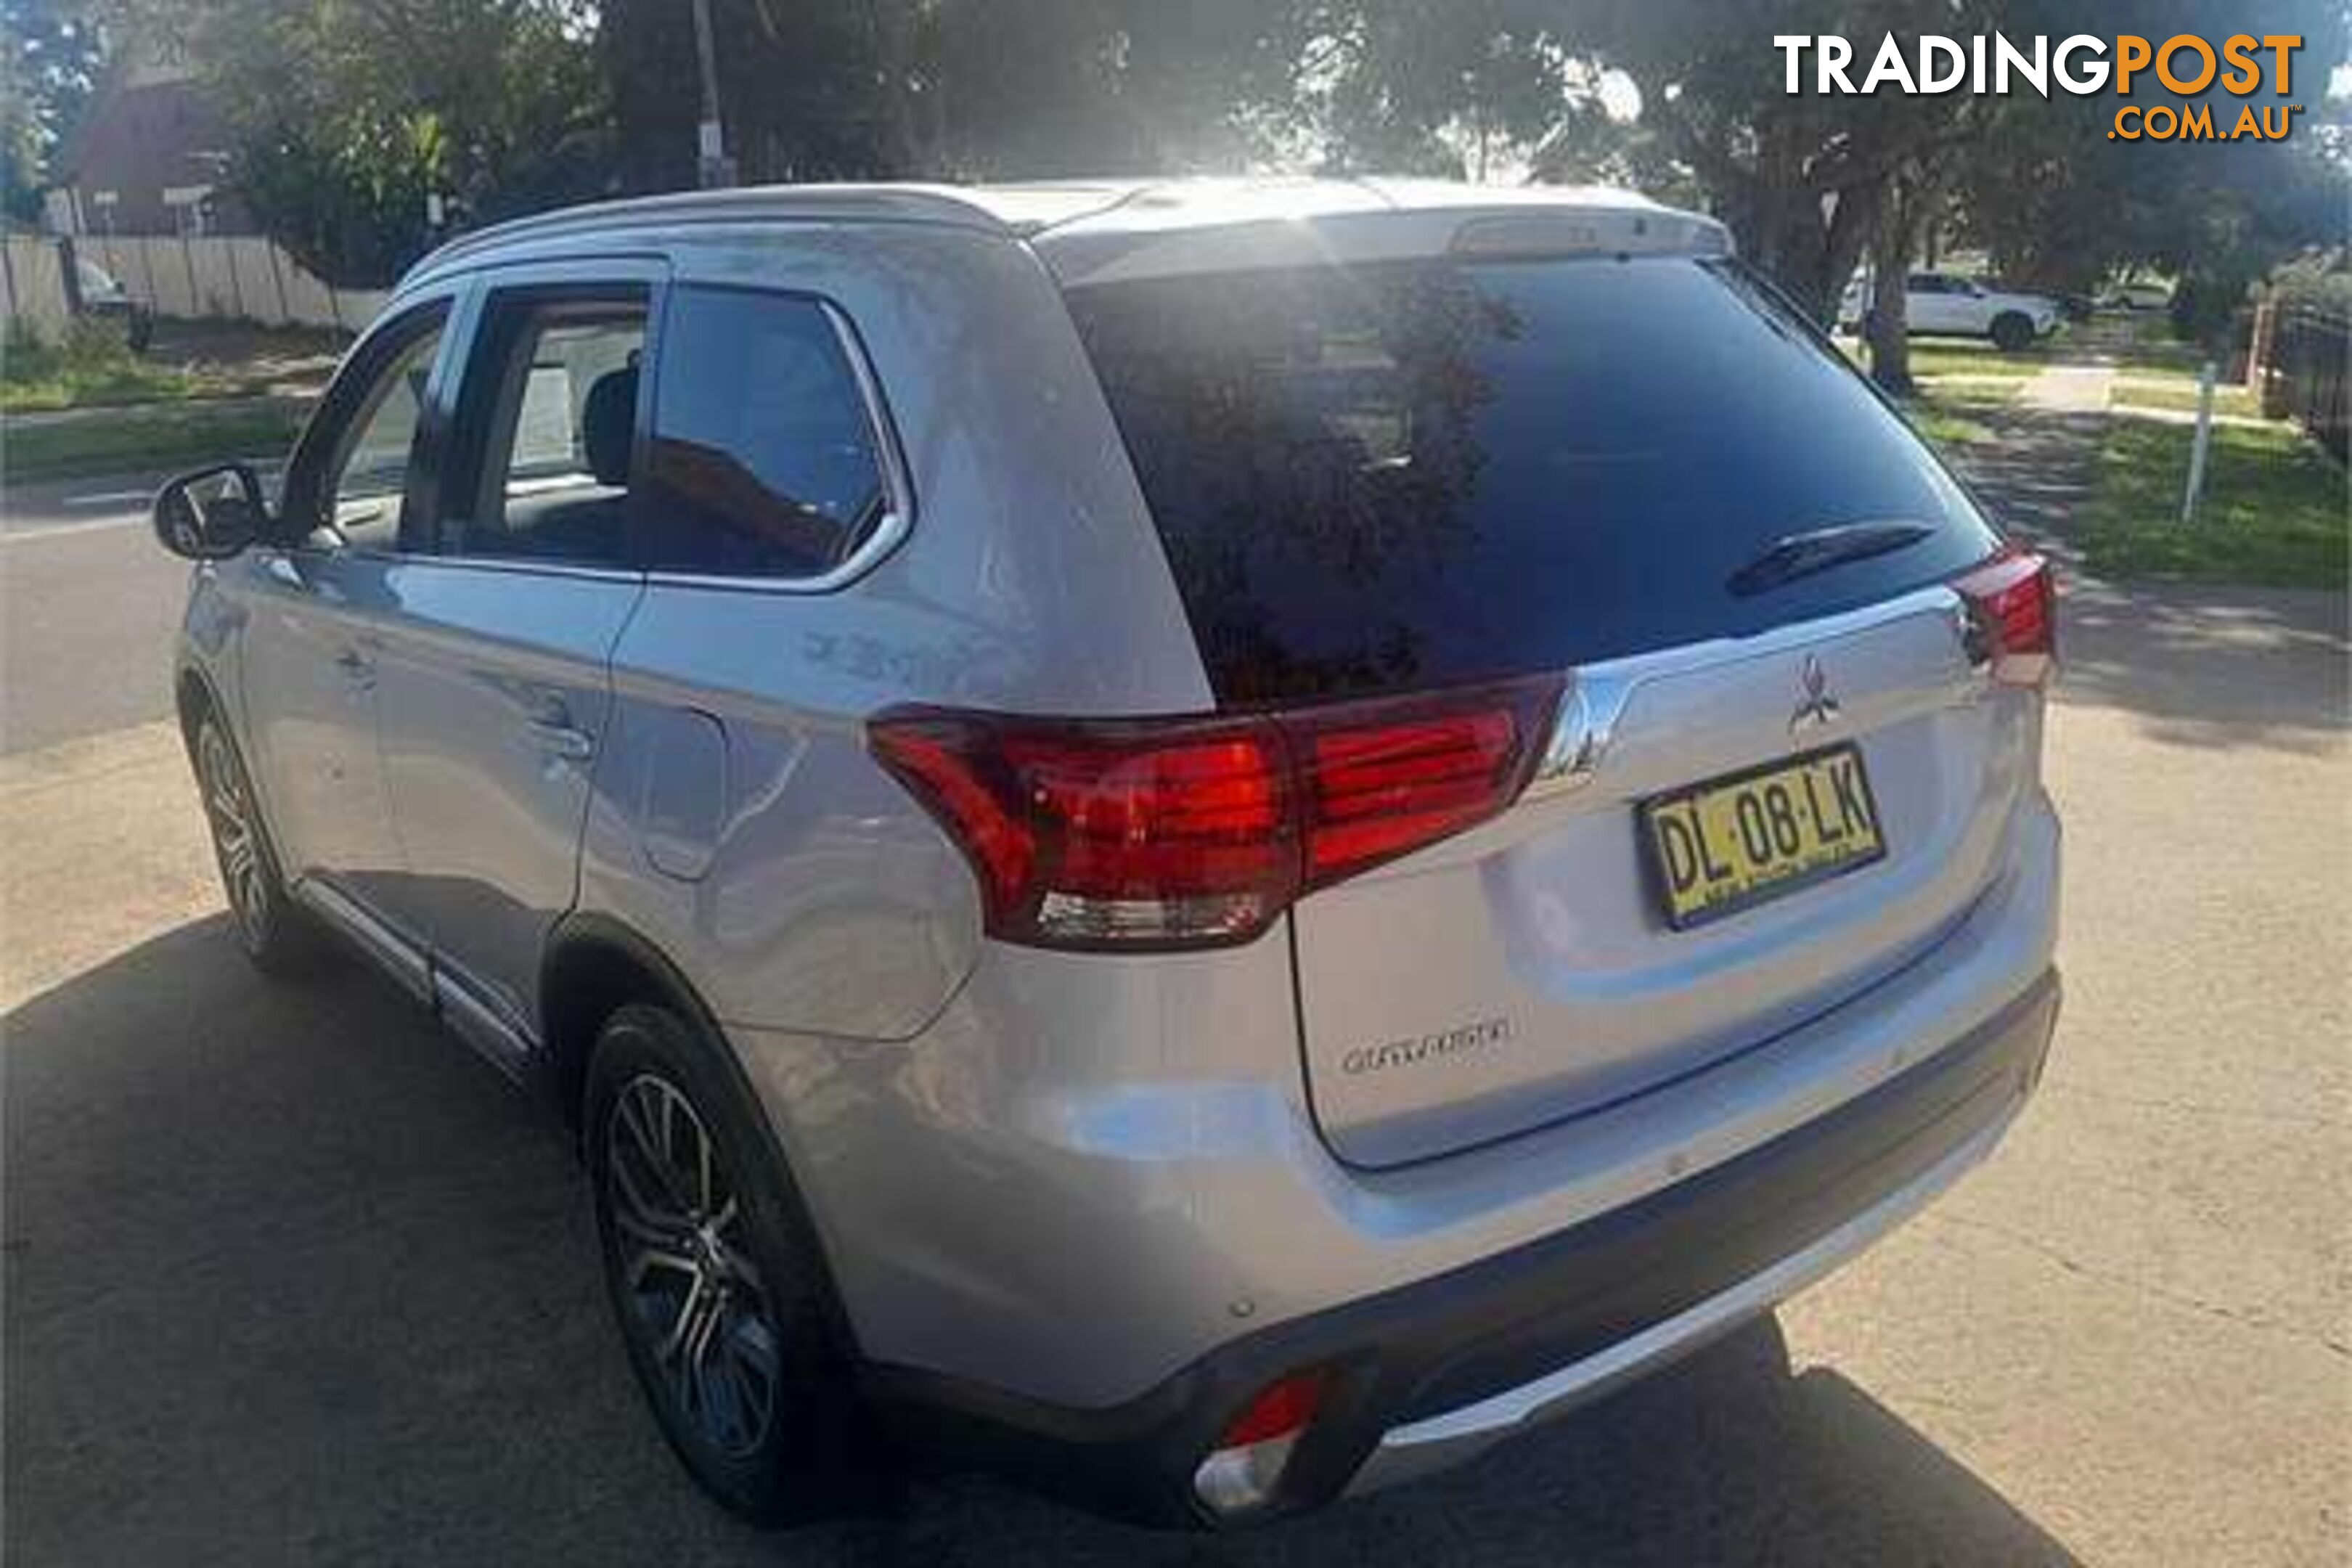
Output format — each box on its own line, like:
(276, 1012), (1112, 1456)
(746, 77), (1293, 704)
(0, 236), (75, 338)
(1, 232), (388, 339)
(2258, 303), (2348, 464)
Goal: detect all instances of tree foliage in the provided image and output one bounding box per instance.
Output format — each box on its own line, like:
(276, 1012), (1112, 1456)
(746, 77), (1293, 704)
(1, 0), (105, 223)
(93, 0), (2352, 319)
(599, 0), (1314, 190)
(121, 0), (609, 285)
(1948, 0), (2348, 348)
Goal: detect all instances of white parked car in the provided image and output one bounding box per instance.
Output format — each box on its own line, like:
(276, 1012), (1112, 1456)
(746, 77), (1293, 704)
(2097, 280), (2173, 314)
(1839, 272), (2063, 351)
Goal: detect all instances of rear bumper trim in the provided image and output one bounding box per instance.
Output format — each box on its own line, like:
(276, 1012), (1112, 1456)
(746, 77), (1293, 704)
(867, 968), (2058, 1528)
(1348, 1096), (2019, 1495)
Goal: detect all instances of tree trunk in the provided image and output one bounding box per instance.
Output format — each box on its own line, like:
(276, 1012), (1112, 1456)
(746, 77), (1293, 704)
(1866, 226), (1914, 394)
(1868, 174), (1933, 396)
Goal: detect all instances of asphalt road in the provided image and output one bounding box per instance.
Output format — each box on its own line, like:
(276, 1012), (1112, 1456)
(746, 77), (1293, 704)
(1, 478), (2345, 1563)
(1, 472), (197, 755)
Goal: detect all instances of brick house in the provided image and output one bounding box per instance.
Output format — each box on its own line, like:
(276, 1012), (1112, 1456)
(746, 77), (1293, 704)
(49, 36), (254, 237)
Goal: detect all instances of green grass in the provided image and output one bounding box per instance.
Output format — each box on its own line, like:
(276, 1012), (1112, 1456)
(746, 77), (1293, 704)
(2081, 417), (2348, 588)
(2110, 380), (2262, 420)
(1832, 333), (2051, 384)
(0, 357), (235, 413)
(2088, 324), (2210, 376)
(1, 398), (309, 484)
(1906, 343), (2049, 381)
(2, 317), (227, 414)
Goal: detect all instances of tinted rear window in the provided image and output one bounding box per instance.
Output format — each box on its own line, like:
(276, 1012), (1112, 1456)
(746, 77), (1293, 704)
(1066, 256), (1998, 704)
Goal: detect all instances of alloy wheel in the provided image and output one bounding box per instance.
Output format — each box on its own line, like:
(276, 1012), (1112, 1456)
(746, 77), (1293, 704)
(198, 722), (271, 947)
(604, 1074), (783, 1458)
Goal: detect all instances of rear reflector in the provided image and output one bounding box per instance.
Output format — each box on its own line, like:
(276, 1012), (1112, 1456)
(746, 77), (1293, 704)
(1194, 1371), (1326, 1516)
(1955, 547), (2056, 687)
(869, 676), (1560, 951)
(1219, 1371), (1326, 1448)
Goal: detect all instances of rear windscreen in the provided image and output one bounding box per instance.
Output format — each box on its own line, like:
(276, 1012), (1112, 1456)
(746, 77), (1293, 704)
(1065, 255), (1999, 704)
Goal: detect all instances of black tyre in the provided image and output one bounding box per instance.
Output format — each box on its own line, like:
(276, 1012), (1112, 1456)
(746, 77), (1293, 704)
(585, 1004), (877, 1524)
(1990, 311), (2035, 353)
(192, 711), (319, 973)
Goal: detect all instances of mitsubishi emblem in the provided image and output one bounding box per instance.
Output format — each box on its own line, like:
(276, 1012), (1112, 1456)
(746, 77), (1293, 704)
(1791, 653), (1840, 734)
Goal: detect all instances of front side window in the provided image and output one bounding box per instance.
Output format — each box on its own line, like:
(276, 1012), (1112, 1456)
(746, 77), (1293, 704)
(436, 289), (648, 565)
(315, 309), (447, 550)
(638, 287), (889, 579)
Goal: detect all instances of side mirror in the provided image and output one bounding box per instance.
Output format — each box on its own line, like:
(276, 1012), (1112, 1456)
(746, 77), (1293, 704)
(152, 462), (270, 560)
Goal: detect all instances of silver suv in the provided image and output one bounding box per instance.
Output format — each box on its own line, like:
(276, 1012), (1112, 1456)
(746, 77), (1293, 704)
(152, 179), (2061, 1529)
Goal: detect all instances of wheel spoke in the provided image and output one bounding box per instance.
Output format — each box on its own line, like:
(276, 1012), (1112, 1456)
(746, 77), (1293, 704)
(658, 1273), (709, 1362)
(611, 1191), (689, 1249)
(626, 1245), (699, 1292)
(687, 1288), (727, 1371)
(617, 1091), (690, 1214)
(611, 1140), (692, 1236)
(719, 1242), (764, 1298)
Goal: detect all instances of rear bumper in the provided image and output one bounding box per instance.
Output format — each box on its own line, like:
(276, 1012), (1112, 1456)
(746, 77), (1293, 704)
(867, 967), (2059, 1526)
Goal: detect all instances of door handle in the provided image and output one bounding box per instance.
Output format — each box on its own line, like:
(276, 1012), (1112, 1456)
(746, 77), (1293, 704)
(528, 722), (596, 762)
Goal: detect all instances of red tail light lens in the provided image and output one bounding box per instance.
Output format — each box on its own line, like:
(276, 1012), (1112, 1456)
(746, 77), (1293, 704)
(1219, 1371), (1326, 1448)
(868, 676), (1560, 950)
(1955, 547), (2056, 686)
(1195, 1370), (1328, 1515)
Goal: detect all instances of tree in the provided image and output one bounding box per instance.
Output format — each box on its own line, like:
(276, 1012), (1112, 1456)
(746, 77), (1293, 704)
(598, 0), (1315, 189)
(0, 1), (105, 223)
(122, 0), (611, 285)
(1951, 0), (2351, 350)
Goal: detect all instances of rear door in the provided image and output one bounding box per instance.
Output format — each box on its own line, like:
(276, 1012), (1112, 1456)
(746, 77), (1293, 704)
(367, 260), (656, 1055)
(1066, 245), (2035, 1167)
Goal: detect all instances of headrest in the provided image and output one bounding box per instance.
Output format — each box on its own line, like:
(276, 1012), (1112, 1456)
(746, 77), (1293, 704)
(581, 364), (638, 488)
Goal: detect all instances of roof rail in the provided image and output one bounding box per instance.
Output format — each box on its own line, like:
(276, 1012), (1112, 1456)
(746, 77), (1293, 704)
(401, 183), (1025, 288)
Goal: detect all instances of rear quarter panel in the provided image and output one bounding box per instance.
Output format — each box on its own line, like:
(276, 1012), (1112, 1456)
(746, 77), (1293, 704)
(574, 221), (1212, 1042)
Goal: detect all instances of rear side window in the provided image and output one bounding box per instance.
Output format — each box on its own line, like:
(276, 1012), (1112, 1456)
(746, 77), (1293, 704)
(436, 288), (648, 565)
(1066, 256), (1998, 704)
(640, 286), (889, 579)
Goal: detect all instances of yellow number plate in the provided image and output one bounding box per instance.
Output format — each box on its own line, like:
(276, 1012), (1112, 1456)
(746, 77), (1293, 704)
(1640, 745), (1887, 930)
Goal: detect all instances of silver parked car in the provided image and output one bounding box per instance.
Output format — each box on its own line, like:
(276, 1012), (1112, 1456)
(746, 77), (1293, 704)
(152, 179), (2061, 1528)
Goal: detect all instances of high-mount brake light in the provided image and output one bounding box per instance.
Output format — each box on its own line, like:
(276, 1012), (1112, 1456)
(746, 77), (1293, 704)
(1954, 547), (2057, 687)
(867, 677), (1561, 951)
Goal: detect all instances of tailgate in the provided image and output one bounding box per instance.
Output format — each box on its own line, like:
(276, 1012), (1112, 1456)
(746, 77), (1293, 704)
(1293, 587), (2041, 1167)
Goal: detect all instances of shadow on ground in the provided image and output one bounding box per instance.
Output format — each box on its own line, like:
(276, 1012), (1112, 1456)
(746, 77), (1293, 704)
(1952, 408), (2108, 545)
(1948, 399), (2347, 755)
(2056, 576), (2349, 754)
(4, 918), (2078, 1566)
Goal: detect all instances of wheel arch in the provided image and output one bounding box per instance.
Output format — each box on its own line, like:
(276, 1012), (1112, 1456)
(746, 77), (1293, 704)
(539, 913), (723, 1134)
(539, 911), (867, 1355)
(173, 661), (224, 754)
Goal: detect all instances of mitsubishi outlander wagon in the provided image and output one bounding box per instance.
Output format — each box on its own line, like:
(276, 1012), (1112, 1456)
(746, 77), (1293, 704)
(152, 178), (2061, 1528)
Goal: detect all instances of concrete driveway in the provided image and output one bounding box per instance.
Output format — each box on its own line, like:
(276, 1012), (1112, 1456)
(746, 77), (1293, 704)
(2, 573), (2345, 1566)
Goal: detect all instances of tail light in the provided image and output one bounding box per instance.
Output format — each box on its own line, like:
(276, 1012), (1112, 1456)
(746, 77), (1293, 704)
(1955, 547), (2056, 687)
(868, 676), (1560, 951)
